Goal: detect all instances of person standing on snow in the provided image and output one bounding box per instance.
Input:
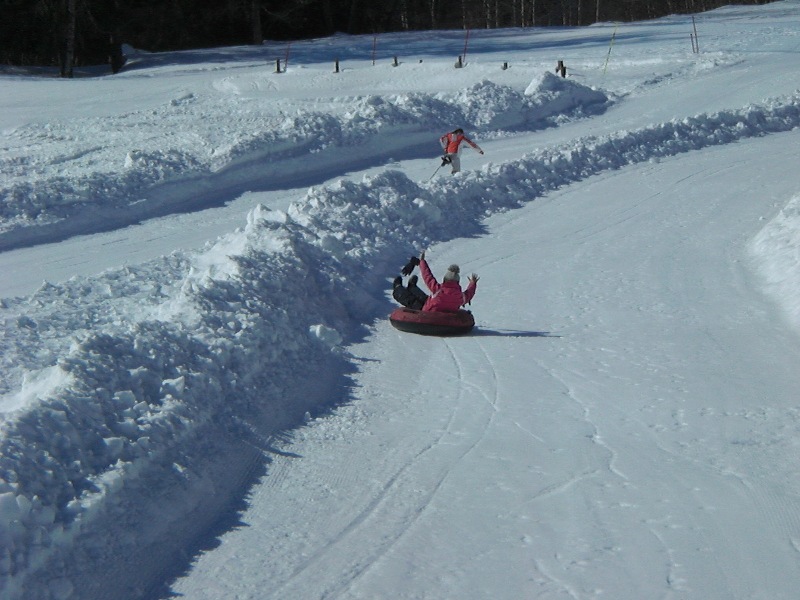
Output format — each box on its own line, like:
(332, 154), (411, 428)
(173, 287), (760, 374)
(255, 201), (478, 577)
(393, 252), (478, 312)
(439, 128), (484, 174)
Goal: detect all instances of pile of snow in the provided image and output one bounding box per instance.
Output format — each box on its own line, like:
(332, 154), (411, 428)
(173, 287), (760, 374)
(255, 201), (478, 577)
(0, 76), (609, 246)
(750, 194), (800, 330)
(523, 70), (610, 124)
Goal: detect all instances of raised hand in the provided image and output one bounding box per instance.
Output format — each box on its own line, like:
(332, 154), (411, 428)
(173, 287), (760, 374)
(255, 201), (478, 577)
(401, 256), (420, 276)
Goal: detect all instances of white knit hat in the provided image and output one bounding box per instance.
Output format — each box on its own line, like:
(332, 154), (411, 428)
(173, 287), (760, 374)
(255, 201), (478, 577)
(443, 264), (460, 282)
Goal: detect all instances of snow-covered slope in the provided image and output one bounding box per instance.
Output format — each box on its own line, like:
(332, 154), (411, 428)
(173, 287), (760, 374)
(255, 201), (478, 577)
(2, 3), (800, 599)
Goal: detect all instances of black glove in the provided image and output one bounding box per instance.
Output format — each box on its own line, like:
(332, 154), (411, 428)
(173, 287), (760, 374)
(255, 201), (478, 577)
(441, 155), (451, 166)
(401, 256), (420, 276)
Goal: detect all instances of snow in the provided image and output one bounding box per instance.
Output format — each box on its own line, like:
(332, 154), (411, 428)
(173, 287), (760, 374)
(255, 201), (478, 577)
(2, 3), (800, 598)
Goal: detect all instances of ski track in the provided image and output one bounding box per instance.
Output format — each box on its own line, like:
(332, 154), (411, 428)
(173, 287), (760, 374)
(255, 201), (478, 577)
(532, 557), (582, 600)
(260, 335), (506, 600)
(321, 338), (500, 599)
(557, 368), (629, 483)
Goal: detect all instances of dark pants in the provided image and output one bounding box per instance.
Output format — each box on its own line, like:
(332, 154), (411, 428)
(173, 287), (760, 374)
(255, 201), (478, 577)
(393, 278), (428, 310)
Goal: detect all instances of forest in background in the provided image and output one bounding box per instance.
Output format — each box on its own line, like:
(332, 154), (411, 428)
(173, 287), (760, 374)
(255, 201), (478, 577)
(1, 0), (776, 74)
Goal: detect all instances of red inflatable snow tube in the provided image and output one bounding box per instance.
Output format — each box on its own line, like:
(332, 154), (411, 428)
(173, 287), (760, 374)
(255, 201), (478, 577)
(389, 307), (475, 336)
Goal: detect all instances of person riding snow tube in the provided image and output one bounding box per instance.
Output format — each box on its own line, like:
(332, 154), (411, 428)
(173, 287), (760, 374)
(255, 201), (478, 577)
(393, 252), (478, 312)
(390, 253), (479, 335)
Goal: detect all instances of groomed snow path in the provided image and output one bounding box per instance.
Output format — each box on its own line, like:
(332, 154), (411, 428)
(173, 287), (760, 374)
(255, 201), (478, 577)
(171, 131), (800, 599)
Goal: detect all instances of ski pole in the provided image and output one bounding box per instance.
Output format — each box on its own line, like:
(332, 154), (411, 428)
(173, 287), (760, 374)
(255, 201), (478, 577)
(429, 153), (453, 180)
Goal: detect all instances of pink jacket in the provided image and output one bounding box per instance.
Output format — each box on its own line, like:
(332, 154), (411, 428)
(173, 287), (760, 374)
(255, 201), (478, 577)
(440, 131), (482, 155)
(420, 259), (477, 312)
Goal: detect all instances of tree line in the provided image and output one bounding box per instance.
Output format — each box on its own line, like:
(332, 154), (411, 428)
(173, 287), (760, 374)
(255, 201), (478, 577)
(1, 0), (776, 75)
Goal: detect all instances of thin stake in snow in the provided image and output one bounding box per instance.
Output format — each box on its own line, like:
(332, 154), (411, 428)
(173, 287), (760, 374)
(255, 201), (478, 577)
(692, 16), (700, 53)
(603, 24), (618, 76)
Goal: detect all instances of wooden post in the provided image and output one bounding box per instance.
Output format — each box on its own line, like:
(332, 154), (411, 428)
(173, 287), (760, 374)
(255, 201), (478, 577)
(275, 58), (281, 73)
(393, 56), (399, 67)
(455, 55), (463, 69)
(334, 59), (340, 73)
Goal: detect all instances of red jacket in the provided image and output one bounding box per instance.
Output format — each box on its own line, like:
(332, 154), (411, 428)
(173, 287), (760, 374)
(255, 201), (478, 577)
(420, 259), (477, 312)
(440, 131), (482, 155)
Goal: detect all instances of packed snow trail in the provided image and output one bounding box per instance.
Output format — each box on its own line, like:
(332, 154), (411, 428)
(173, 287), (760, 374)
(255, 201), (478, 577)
(170, 130), (800, 600)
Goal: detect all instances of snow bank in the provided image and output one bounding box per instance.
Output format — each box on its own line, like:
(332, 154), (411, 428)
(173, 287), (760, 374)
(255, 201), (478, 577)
(0, 78), (610, 248)
(3, 80), (800, 596)
(750, 193), (800, 331)
(523, 71), (610, 124)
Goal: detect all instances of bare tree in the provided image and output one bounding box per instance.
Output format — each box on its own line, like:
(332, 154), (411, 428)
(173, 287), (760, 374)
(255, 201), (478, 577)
(251, 0), (263, 44)
(63, 0), (77, 77)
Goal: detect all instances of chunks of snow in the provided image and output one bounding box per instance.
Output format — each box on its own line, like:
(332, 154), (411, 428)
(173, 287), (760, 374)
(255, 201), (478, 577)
(309, 324), (343, 348)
